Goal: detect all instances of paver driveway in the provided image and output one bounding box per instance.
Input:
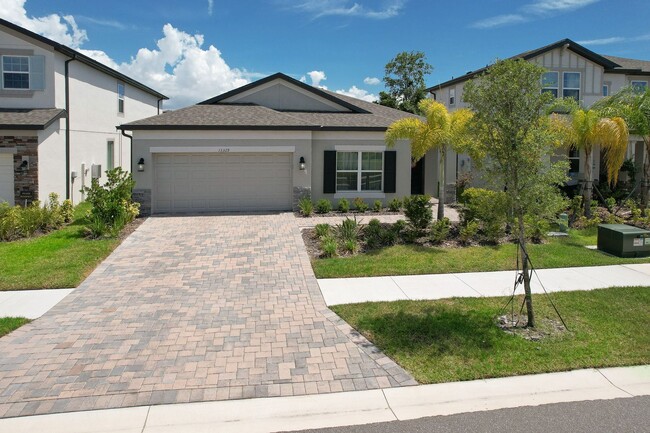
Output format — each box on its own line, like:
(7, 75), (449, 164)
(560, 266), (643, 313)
(0, 214), (415, 418)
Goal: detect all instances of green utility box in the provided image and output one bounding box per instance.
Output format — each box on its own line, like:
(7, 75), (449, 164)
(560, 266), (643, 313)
(597, 224), (650, 258)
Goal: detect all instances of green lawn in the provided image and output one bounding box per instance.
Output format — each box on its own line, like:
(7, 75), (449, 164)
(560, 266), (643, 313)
(314, 228), (650, 278)
(0, 204), (120, 290)
(0, 317), (30, 337)
(332, 287), (650, 384)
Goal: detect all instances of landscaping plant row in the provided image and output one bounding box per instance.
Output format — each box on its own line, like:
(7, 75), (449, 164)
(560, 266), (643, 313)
(297, 196), (405, 216)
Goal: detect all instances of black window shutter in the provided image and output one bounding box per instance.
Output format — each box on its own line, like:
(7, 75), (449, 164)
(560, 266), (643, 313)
(384, 150), (397, 193)
(323, 150), (336, 194)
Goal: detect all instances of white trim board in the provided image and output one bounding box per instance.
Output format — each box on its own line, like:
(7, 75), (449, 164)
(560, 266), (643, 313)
(149, 146), (296, 154)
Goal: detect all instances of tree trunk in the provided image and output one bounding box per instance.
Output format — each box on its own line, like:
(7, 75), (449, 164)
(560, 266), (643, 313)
(642, 139), (650, 215)
(438, 147), (446, 221)
(517, 211), (535, 328)
(583, 148), (593, 218)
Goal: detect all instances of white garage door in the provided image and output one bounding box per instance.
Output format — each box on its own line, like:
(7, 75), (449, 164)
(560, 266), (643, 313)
(0, 154), (14, 205)
(153, 153), (293, 213)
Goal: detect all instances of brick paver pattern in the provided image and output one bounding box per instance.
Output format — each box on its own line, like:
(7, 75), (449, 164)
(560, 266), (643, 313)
(0, 214), (415, 418)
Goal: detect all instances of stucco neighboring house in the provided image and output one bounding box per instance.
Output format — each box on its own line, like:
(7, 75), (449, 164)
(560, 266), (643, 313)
(0, 18), (167, 206)
(118, 73), (420, 215)
(424, 38), (650, 201)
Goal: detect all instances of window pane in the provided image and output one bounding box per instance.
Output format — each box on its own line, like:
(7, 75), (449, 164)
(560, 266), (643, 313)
(569, 159), (580, 173)
(118, 98), (124, 113)
(542, 88), (558, 98)
(632, 81), (647, 92)
(337, 152), (358, 170)
(118, 83), (125, 98)
(563, 72), (580, 89)
(337, 172), (357, 191)
(3, 56), (29, 72)
(3, 73), (29, 89)
(563, 89), (580, 101)
(542, 72), (558, 87)
(361, 152), (382, 170)
(602, 85), (609, 96)
(361, 172), (382, 191)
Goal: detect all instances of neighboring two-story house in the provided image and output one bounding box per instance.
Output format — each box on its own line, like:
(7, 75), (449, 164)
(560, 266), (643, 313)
(424, 38), (650, 201)
(0, 18), (167, 206)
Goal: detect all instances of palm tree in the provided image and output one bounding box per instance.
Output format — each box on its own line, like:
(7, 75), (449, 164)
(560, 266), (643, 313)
(551, 101), (629, 218)
(386, 99), (473, 220)
(595, 86), (650, 212)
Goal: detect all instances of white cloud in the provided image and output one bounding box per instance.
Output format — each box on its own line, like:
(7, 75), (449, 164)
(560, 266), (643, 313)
(0, 0), (87, 48)
(471, 0), (599, 29)
(335, 85), (377, 102)
(306, 70), (327, 88)
(577, 33), (650, 46)
(290, 0), (404, 20)
(76, 16), (127, 30)
(0, 0), (249, 108)
(363, 76), (380, 85)
(208, 0), (214, 16)
(470, 14), (527, 29)
(525, 0), (600, 14)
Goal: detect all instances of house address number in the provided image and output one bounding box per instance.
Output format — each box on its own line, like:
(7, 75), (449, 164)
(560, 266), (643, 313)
(216, 148), (230, 153)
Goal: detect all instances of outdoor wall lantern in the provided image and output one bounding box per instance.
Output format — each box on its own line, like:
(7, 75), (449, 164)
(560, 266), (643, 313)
(299, 156), (306, 170)
(15, 160), (29, 173)
(137, 158), (145, 172)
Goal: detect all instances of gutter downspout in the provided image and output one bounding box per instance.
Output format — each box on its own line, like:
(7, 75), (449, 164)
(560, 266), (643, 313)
(64, 55), (77, 200)
(121, 129), (133, 173)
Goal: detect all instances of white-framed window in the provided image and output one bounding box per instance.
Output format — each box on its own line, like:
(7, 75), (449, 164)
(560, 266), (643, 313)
(2, 55), (29, 89)
(568, 148), (580, 174)
(563, 72), (581, 101)
(449, 88), (456, 105)
(336, 151), (383, 192)
(602, 84), (609, 96)
(117, 82), (125, 113)
(107, 140), (115, 170)
(542, 71), (559, 97)
(631, 80), (648, 93)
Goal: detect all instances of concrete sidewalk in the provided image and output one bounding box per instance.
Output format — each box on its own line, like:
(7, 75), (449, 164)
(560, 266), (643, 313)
(318, 263), (650, 306)
(0, 365), (647, 433)
(0, 289), (73, 319)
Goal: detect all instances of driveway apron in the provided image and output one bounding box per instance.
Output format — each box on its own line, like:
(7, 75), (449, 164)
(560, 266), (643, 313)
(0, 214), (415, 418)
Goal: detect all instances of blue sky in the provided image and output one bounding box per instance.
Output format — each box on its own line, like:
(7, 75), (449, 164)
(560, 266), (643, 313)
(3, 0), (649, 108)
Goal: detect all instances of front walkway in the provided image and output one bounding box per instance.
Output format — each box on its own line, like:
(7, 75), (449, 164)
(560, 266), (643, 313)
(0, 214), (415, 419)
(318, 263), (650, 305)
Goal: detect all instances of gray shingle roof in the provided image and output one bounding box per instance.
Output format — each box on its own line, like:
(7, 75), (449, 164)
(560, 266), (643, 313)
(0, 108), (66, 130)
(603, 55), (650, 73)
(120, 86), (419, 131)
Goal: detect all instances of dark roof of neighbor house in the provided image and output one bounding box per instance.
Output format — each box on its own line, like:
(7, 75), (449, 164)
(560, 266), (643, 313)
(0, 108), (66, 130)
(427, 38), (650, 91)
(119, 73), (418, 131)
(0, 18), (168, 100)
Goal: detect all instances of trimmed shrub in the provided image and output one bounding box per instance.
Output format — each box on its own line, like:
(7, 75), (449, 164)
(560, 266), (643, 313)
(430, 217), (450, 244)
(388, 198), (402, 212)
(0, 203), (20, 241)
(459, 220), (479, 245)
(83, 168), (139, 238)
(403, 195), (433, 232)
(61, 199), (74, 223)
(343, 239), (359, 254)
(460, 188), (507, 243)
(338, 198), (350, 213)
(373, 200), (382, 212)
(315, 199), (332, 214)
(524, 215), (550, 243)
(353, 197), (368, 213)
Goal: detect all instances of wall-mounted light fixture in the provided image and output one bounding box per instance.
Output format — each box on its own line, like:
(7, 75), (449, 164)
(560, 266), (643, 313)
(137, 158), (145, 172)
(299, 156), (306, 171)
(15, 160), (28, 173)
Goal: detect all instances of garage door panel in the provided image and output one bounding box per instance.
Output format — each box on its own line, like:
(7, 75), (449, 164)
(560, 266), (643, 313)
(0, 154), (14, 205)
(153, 153), (292, 213)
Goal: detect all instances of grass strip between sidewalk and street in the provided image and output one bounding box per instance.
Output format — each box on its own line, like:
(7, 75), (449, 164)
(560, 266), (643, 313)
(0, 317), (30, 338)
(313, 228), (650, 278)
(0, 204), (119, 291)
(332, 286), (650, 384)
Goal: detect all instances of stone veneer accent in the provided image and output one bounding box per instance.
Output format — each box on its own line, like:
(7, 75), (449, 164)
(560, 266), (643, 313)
(293, 186), (311, 210)
(132, 188), (152, 216)
(0, 135), (39, 205)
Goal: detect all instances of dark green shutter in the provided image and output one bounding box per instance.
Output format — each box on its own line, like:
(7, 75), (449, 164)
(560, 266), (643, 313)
(323, 151), (336, 193)
(384, 151), (397, 193)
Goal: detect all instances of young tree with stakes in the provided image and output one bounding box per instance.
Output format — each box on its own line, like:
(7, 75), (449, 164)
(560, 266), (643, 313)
(463, 59), (569, 328)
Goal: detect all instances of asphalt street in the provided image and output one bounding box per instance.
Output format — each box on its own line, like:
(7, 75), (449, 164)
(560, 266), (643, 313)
(285, 396), (650, 433)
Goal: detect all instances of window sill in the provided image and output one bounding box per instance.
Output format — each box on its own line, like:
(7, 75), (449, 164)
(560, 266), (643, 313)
(334, 192), (386, 199)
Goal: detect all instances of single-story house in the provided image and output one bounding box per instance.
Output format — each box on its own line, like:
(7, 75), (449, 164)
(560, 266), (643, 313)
(119, 73), (424, 215)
